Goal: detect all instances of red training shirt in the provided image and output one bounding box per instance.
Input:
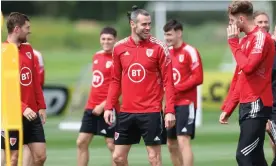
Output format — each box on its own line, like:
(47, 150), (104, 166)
(105, 36), (175, 114)
(85, 50), (120, 111)
(170, 42), (203, 108)
(4, 41), (46, 113)
(222, 27), (275, 115)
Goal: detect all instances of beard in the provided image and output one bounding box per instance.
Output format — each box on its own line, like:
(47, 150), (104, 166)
(136, 29), (149, 40)
(263, 26), (270, 33)
(18, 34), (27, 44)
(19, 38), (27, 44)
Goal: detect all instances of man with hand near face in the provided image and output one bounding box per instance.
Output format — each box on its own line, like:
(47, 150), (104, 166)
(219, 1), (275, 165)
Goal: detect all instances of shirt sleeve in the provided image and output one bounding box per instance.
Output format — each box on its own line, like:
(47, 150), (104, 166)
(31, 48), (46, 110)
(105, 46), (122, 110)
(158, 45), (175, 114)
(21, 102), (28, 113)
(221, 66), (240, 116)
(228, 32), (266, 75)
(174, 49), (203, 92)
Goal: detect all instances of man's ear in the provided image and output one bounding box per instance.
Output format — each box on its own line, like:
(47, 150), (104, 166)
(130, 20), (136, 29)
(176, 30), (182, 38)
(13, 26), (20, 33)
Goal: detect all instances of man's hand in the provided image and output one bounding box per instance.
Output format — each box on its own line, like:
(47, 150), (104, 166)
(164, 113), (176, 129)
(92, 105), (104, 116)
(23, 107), (37, 121)
(219, 112), (230, 124)
(104, 110), (114, 126)
(266, 120), (272, 132)
(39, 109), (47, 124)
(227, 24), (240, 39)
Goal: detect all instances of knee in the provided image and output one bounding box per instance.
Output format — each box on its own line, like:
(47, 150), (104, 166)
(167, 140), (178, 153)
(112, 152), (126, 165)
(76, 138), (88, 150)
(177, 136), (191, 151)
(106, 141), (114, 153)
(33, 154), (47, 164)
(10, 152), (18, 166)
(148, 150), (161, 164)
(10, 157), (18, 166)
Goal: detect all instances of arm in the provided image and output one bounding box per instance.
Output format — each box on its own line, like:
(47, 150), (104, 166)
(31, 49), (46, 110)
(221, 66), (240, 116)
(105, 47), (122, 110)
(159, 45), (175, 114)
(174, 49), (203, 92)
(228, 32), (266, 74)
(33, 55), (44, 87)
(21, 102), (28, 113)
(93, 100), (107, 115)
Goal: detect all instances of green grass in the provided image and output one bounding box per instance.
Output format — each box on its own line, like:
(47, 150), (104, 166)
(44, 111), (275, 166)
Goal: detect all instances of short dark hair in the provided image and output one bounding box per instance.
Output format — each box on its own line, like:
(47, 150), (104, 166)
(127, 5), (150, 23)
(6, 12), (30, 34)
(228, 1), (253, 17)
(163, 19), (183, 32)
(100, 26), (117, 38)
(253, 11), (268, 19)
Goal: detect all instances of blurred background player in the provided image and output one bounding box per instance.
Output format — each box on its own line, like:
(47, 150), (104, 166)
(33, 49), (45, 87)
(104, 5), (176, 166)
(23, 48), (45, 166)
(76, 27), (118, 166)
(219, 1), (275, 165)
(1, 12), (47, 166)
(253, 11), (276, 166)
(163, 19), (203, 166)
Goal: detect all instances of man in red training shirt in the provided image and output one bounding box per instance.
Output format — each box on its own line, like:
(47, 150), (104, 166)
(76, 27), (119, 166)
(23, 48), (45, 166)
(163, 19), (203, 166)
(104, 6), (175, 166)
(219, 1), (275, 165)
(1, 12), (47, 166)
(253, 11), (276, 166)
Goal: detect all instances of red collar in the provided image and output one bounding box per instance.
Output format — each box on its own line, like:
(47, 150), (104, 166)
(129, 35), (151, 46)
(246, 26), (259, 36)
(173, 42), (186, 52)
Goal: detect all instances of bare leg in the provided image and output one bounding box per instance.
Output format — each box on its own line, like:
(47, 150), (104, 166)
(167, 138), (183, 166)
(76, 133), (93, 166)
(28, 143), (46, 166)
(178, 135), (194, 166)
(146, 145), (162, 166)
(23, 145), (33, 166)
(112, 145), (131, 166)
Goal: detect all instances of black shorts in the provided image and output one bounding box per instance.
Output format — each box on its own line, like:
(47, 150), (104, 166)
(1, 130), (19, 150)
(1, 113), (45, 150)
(167, 104), (196, 140)
(114, 112), (163, 146)
(79, 109), (114, 138)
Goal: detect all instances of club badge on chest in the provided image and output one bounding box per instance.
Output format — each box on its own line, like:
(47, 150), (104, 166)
(25, 52), (32, 59)
(179, 54), (184, 63)
(106, 61), (112, 68)
(146, 49), (154, 57)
